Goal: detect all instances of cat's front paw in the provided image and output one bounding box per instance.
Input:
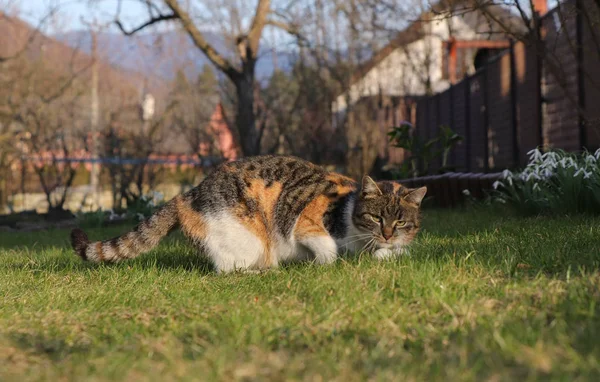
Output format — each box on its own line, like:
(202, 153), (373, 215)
(373, 247), (408, 260)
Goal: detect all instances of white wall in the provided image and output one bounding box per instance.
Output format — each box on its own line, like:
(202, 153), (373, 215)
(333, 14), (480, 116)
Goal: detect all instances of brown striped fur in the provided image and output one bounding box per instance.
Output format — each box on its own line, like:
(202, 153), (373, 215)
(70, 155), (426, 272)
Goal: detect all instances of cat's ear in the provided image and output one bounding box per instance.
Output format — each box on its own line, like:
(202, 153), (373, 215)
(404, 186), (427, 206)
(361, 176), (382, 198)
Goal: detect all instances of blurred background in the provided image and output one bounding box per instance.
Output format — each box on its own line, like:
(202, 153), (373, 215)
(0, 0), (598, 222)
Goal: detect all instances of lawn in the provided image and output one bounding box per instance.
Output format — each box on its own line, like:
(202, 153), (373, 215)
(1, 208), (600, 381)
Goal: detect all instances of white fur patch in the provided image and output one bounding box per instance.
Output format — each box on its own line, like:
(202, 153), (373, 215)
(374, 247), (408, 260)
(203, 212), (265, 273)
(85, 245), (99, 262)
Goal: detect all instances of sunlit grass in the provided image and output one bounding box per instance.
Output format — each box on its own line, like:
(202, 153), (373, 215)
(1, 208), (600, 381)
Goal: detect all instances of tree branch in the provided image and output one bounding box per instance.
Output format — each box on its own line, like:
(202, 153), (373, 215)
(164, 0), (240, 79)
(247, 0), (271, 57)
(114, 13), (177, 36)
(266, 18), (307, 42)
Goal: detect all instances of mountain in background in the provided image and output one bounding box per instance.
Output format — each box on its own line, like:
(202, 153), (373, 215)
(55, 30), (297, 82)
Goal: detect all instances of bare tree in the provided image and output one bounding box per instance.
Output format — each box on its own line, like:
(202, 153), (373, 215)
(169, 67), (222, 162)
(112, 0), (302, 156)
(102, 99), (176, 210)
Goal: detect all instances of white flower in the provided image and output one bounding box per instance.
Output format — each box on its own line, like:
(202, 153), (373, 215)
(525, 172), (540, 182)
(527, 149), (542, 162)
(533, 183), (540, 191)
(507, 176), (513, 186)
(585, 155), (596, 165)
(543, 168), (553, 178)
(584, 171), (593, 179)
(493, 180), (503, 190)
(502, 169), (513, 179)
(462, 189), (471, 196)
(574, 168), (585, 177)
(595, 149), (600, 160)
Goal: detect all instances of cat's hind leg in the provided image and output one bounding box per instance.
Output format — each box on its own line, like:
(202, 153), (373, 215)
(200, 212), (267, 273)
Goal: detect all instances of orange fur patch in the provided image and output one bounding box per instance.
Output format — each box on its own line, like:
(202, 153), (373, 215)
(176, 197), (206, 240)
(237, 179), (283, 268)
(95, 242), (104, 261)
(392, 183), (402, 194)
(326, 173), (356, 195)
(294, 195), (331, 238)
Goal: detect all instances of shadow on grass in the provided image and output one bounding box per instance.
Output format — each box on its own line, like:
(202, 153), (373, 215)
(1, 249), (216, 275)
(6, 332), (92, 361)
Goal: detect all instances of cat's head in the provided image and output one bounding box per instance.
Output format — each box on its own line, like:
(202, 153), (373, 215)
(352, 176), (427, 249)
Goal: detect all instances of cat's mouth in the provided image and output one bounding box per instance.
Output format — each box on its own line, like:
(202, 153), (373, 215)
(374, 236), (396, 248)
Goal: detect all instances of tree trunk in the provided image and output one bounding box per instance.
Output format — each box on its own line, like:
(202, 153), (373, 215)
(235, 69), (260, 156)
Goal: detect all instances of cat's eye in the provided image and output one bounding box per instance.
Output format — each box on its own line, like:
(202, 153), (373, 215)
(395, 221), (407, 228)
(369, 215), (382, 223)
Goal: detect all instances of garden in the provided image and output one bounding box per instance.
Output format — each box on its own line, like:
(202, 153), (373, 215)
(1, 149), (600, 380)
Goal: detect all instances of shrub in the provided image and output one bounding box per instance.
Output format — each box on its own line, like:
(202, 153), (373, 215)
(494, 149), (600, 215)
(388, 122), (462, 178)
(76, 191), (165, 227)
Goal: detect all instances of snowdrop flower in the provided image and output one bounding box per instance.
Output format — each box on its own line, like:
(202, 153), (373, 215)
(524, 172), (540, 182)
(527, 149), (541, 162)
(533, 183), (541, 191)
(585, 155), (596, 165)
(502, 169), (513, 179)
(595, 149), (600, 160)
(584, 170), (592, 179)
(507, 177), (513, 186)
(559, 158), (567, 168)
(574, 168), (585, 177)
(462, 189), (471, 196)
(493, 180), (503, 190)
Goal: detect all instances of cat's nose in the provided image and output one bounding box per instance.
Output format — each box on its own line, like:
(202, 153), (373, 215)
(382, 228), (393, 240)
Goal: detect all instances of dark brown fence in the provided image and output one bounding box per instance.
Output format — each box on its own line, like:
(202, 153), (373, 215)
(402, 172), (502, 208)
(413, 0), (600, 174)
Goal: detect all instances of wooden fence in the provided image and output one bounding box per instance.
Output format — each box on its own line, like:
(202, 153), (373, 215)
(412, 0), (600, 174)
(402, 172), (502, 207)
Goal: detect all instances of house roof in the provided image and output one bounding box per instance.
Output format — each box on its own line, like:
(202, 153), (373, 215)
(348, 0), (527, 87)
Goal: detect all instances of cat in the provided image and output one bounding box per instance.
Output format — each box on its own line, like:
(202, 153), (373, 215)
(71, 155), (426, 273)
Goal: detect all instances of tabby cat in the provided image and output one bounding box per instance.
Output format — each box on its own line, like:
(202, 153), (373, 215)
(71, 155), (426, 273)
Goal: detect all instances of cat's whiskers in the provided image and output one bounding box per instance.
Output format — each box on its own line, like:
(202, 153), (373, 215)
(360, 238), (376, 253)
(343, 233), (373, 241)
(342, 235), (373, 248)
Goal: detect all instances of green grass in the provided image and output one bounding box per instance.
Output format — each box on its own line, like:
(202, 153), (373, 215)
(1, 208), (600, 381)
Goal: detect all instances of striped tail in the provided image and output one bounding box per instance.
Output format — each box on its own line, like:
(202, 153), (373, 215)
(71, 195), (183, 263)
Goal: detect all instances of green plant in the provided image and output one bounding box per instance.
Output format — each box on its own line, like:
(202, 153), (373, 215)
(494, 148), (600, 215)
(388, 122), (463, 178)
(438, 125), (463, 170)
(126, 191), (165, 221)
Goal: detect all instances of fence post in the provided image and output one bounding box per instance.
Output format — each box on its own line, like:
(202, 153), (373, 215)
(483, 67), (490, 172)
(576, 0), (586, 149)
(464, 75), (472, 171)
(436, 94), (442, 170)
(509, 40), (520, 167)
(536, 17), (544, 150)
(450, 84), (456, 167)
